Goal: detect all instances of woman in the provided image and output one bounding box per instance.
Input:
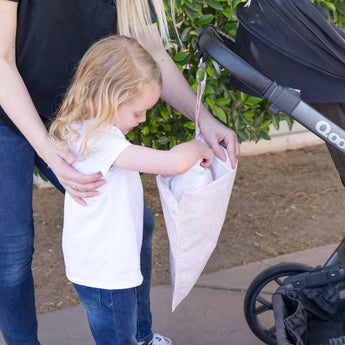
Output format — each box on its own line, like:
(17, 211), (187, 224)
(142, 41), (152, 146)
(0, 1), (239, 344)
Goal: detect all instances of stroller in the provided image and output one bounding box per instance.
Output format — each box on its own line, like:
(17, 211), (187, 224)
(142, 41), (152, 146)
(196, 0), (345, 344)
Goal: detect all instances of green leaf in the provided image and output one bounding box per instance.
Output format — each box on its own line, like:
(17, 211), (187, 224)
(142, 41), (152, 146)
(253, 114), (263, 127)
(206, 66), (214, 77)
(204, 85), (215, 94)
(234, 114), (243, 129)
(184, 121), (195, 130)
(259, 131), (271, 141)
(194, 14), (214, 26)
(271, 114), (280, 130)
(140, 134), (151, 146)
(181, 27), (193, 42)
(206, 96), (215, 106)
(215, 98), (230, 106)
(126, 131), (135, 141)
(143, 126), (150, 135)
(205, 0), (223, 10)
(237, 129), (248, 142)
(245, 96), (263, 106)
(243, 110), (254, 118)
(260, 120), (271, 130)
(157, 136), (170, 145)
(160, 107), (170, 120)
(222, 8), (232, 18)
(183, 6), (200, 20)
(175, 0), (182, 9)
(34, 167), (48, 181)
(173, 51), (189, 62)
(164, 124), (172, 131)
(323, 1), (336, 11)
(212, 105), (227, 123)
(184, 0), (197, 9)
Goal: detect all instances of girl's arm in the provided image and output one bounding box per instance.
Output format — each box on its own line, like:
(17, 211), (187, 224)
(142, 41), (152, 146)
(114, 140), (214, 175)
(140, 24), (240, 169)
(0, 1), (104, 205)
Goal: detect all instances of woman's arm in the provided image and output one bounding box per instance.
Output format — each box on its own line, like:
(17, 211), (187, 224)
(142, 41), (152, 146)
(0, 1), (104, 205)
(114, 140), (214, 175)
(140, 24), (240, 169)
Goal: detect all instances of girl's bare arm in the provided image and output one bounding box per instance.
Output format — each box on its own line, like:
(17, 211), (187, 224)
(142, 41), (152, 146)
(114, 140), (214, 175)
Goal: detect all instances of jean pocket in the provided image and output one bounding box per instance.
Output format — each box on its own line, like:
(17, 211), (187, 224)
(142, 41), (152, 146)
(73, 284), (102, 311)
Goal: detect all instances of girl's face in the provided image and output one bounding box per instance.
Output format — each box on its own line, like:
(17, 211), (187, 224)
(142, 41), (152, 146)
(116, 82), (161, 134)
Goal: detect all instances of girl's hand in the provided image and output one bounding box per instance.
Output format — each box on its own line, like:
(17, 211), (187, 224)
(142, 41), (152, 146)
(194, 140), (214, 168)
(46, 145), (106, 206)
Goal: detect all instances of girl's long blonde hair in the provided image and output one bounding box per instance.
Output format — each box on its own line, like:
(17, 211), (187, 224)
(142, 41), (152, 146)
(117, 0), (174, 45)
(49, 35), (162, 155)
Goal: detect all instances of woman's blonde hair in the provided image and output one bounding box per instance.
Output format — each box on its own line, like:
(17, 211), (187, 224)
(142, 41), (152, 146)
(117, 0), (175, 45)
(49, 35), (162, 155)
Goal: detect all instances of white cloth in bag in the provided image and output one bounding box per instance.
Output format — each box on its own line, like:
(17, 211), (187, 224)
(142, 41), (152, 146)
(156, 68), (238, 311)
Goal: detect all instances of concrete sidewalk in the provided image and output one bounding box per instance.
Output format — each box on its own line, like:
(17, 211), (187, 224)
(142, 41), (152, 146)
(0, 244), (337, 345)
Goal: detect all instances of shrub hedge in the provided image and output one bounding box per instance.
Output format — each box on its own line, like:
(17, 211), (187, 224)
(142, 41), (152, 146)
(127, 0), (345, 148)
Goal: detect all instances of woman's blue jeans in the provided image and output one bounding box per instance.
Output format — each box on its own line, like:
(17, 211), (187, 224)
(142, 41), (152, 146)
(0, 123), (154, 344)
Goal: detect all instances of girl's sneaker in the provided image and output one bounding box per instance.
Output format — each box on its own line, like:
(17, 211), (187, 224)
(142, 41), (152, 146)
(147, 333), (172, 345)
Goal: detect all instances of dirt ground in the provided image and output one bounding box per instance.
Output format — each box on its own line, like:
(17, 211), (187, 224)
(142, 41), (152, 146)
(32, 143), (345, 314)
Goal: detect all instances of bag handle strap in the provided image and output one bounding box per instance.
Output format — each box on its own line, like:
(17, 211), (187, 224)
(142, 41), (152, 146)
(195, 59), (207, 139)
(195, 59), (220, 139)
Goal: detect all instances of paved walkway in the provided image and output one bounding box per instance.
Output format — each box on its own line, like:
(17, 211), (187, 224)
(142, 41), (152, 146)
(0, 244), (337, 345)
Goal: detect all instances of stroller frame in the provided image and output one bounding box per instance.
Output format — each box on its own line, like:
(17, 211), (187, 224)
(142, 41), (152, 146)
(196, 25), (345, 152)
(196, 24), (345, 345)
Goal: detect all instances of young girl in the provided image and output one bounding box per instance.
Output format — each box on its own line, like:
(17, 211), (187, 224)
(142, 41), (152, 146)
(49, 35), (213, 345)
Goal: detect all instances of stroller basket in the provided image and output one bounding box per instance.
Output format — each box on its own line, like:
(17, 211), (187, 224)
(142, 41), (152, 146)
(273, 272), (345, 345)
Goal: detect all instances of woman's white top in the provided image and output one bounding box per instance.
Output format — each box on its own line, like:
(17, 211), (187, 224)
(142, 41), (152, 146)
(63, 121), (143, 289)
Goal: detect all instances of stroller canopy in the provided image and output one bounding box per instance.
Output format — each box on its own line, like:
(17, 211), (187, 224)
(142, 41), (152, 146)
(231, 0), (345, 103)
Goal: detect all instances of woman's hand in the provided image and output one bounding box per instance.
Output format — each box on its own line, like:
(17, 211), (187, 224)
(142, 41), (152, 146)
(199, 112), (240, 169)
(46, 145), (106, 206)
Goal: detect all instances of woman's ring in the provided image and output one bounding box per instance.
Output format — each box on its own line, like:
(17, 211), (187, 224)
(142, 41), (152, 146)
(72, 184), (78, 190)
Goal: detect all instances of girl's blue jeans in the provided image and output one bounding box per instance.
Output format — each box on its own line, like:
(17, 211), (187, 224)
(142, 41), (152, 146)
(0, 123), (154, 344)
(73, 283), (137, 345)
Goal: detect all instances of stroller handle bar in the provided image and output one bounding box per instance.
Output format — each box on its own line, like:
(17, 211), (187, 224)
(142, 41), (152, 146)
(196, 25), (345, 154)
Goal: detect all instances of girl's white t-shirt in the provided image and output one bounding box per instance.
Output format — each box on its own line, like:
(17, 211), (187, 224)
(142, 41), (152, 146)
(63, 121), (144, 289)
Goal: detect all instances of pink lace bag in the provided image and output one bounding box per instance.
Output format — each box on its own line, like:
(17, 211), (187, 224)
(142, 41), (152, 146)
(156, 67), (238, 311)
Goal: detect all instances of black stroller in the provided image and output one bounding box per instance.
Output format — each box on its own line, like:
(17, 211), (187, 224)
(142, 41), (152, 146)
(196, 0), (345, 344)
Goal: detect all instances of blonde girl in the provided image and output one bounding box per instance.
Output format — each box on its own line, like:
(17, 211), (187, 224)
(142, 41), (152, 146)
(0, 1), (238, 344)
(49, 35), (213, 345)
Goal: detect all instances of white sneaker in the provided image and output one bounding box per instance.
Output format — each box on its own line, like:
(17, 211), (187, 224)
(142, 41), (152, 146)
(147, 333), (172, 345)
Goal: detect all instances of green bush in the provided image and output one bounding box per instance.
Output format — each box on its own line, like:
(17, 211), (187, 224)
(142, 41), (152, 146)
(127, 0), (345, 148)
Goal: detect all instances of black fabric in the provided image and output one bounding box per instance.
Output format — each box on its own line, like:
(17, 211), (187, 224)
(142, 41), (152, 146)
(1, 0), (156, 136)
(230, 0), (345, 103)
(273, 281), (345, 345)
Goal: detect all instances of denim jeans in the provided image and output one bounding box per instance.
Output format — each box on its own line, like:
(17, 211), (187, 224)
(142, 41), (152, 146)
(73, 284), (138, 345)
(0, 123), (155, 344)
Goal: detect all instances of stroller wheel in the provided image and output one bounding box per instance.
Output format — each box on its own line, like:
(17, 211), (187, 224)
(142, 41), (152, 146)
(244, 262), (311, 345)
